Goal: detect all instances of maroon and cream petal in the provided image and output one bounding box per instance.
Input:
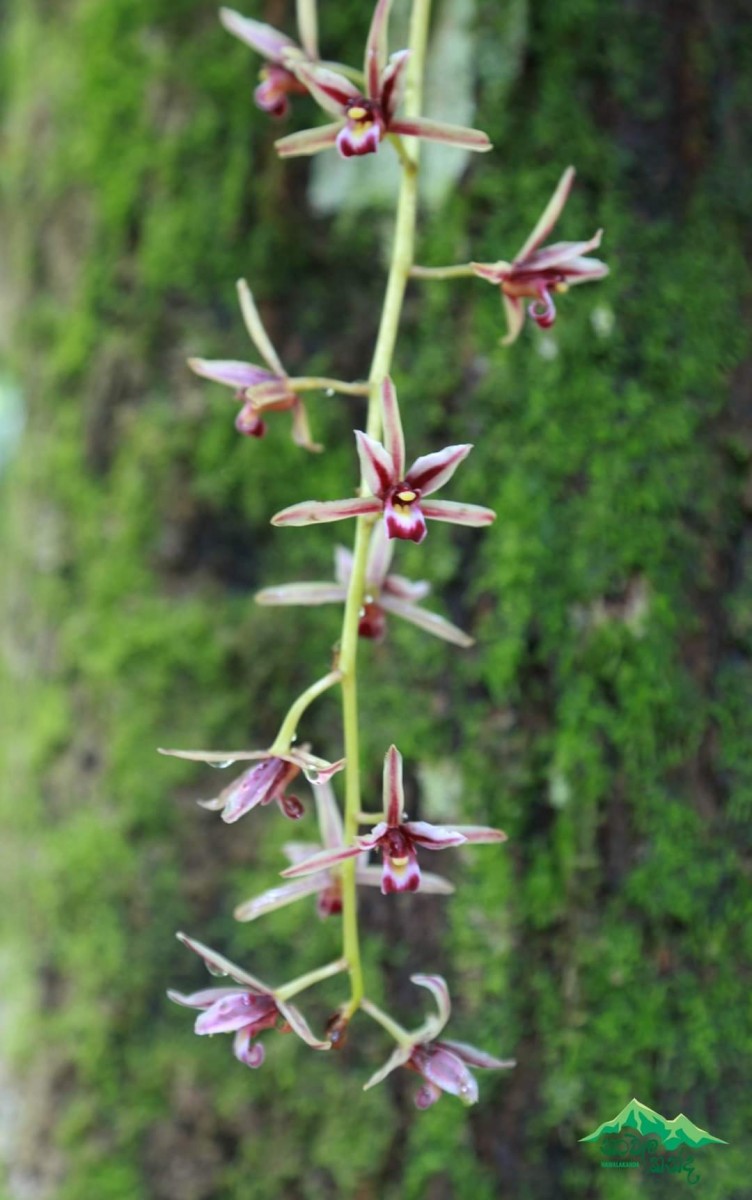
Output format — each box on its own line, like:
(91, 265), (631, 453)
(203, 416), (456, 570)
(437, 1038), (516, 1070)
(280, 843), (363, 878)
(501, 294), (525, 346)
(381, 571), (430, 601)
(419, 499), (497, 527)
(406, 444), (472, 496)
(380, 375), (405, 478)
(402, 820), (467, 849)
(389, 117), (491, 151)
(414, 869), (455, 895)
(275, 123), (343, 158)
(470, 260), (511, 285)
(384, 496), (427, 543)
(255, 581), (347, 606)
(383, 744), (405, 825)
(271, 496), (383, 526)
(381, 845), (421, 893)
(515, 166), (576, 261)
(219, 8), (298, 63)
(364, 0), (393, 97)
(176, 932), (270, 993)
(521, 235), (604, 277)
(337, 120), (384, 158)
(380, 49), (410, 123)
(562, 255), (609, 282)
(380, 595), (474, 648)
(233, 1029), (266, 1068)
(187, 358), (277, 390)
(450, 824), (508, 843)
(355, 430), (396, 496)
(293, 61), (360, 114)
(290, 752), (346, 782)
(276, 999), (331, 1049)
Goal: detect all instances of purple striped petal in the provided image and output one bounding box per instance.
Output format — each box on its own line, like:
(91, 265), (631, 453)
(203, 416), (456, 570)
(168, 986), (247, 1010)
(363, 1043), (413, 1090)
(234, 874), (327, 922)
(515, 166), (575, 261)
(410, 973), (451, 1030)
(521, 231), (604, 273)
(195, 992), (276, 1035)
(275, 123), (342, 157)
(219, 8), (298, 63)
(380, 595), (473, 648)
(276, 998), (331, 1049)
(188, 357), (277, 391)
(271, 496), (383, 526)
(233, 1029), (266, 1068)
(355, 430), (396, 496)
(438, 1038), (516, 1071)
(402, 820), (467, 849)
(294, 61), (359, 115)
(380, 376), (405, 478)
(255, 582), (347, 606)
(501, 294), (525, 345)
(412, 1043), (478, 1105)
(389, 118), (491, 152)
(364, 0), (393, 96)
(380, 49), (410, 122)
(176, 933), (270, 992)
(451, 824), (508, 843)
(383, 744), (405, 825)
(419, 499), (496, 527)
(406, 444), (472, 496)
(280, 843), (363, 878)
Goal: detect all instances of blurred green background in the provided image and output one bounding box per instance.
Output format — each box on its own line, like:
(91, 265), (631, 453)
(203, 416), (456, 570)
(1, 0), (751, 1196)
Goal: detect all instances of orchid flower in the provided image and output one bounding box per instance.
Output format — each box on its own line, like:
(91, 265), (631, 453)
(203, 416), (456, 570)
(234, 780), (453, 923)
(158, 744), (344, 823)
(220, 6), (316, 118)
(256, 522), (474, 647)
(281, 745), (506, 895)
(168, 933), (329, 1068)
(471, 167), (609, 345)
(274, 0), (491, 159)
(188, 278), (322, 451)
(272, 377), (496, 544)
(363, 975), (514, 1107)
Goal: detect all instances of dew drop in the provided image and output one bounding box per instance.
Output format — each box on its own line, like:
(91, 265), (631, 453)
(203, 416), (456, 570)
(206, 963), (229, 977)
(207, 759), (237, 770)
(303, 766), (321, 784)
(325, 388), (335, 397)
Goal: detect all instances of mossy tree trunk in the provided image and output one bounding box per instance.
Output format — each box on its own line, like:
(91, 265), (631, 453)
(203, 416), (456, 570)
(1, 1), (751, 1197)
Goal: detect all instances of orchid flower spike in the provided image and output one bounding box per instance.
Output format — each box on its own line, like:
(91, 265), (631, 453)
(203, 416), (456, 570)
(275, 0), (491, 159)
(220, 6), (316, 118)
(235, 780), (454, 923)
(168, 933), (329, 1068)
(256, 521), (475, 647)
(272, 377), (496, 543)
(472, 167), (609, 345)
(158, 744), (344, 823)
(364, 975), (514, 1107)
(281, 745), (506, 895)
(188, 279), (321, 451)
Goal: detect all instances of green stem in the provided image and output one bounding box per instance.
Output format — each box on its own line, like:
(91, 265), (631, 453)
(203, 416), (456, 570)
(337, 0), (433, 1019)
(276, 956), (348, 1002)
(361, 997), (414, 1047)
(410, 263), (476, 280)
(289, 376), (371, 396)
(270, 670), (342, 754)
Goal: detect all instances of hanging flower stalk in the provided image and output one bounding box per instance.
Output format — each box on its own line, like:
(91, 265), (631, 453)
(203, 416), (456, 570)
(167, 0), (608, 1104)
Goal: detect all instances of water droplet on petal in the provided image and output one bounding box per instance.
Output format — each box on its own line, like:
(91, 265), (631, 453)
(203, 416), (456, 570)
(325, 388), (335, 397)
(303, 766), (321, 784)
(207, 759), (237, 770)
(206, 963), (229, 977)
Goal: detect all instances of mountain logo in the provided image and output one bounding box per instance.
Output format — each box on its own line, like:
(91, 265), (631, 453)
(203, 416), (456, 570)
(580, 1097), (727, 1149)
(580, 1098), (726, 1183)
